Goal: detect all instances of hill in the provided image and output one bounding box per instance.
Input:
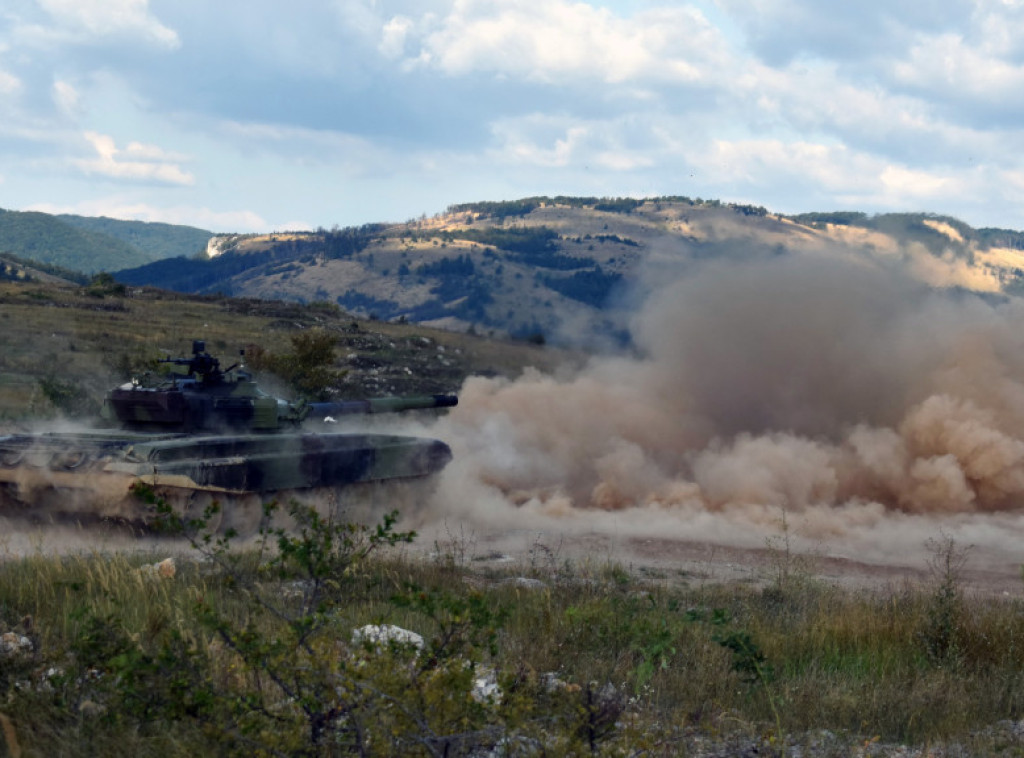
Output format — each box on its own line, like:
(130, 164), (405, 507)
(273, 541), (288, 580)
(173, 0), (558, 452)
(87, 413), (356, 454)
(0, 208), (213, 274)
(0, 279), (564, 423)
(114, 197), (1024, 345)
(57, 214), (213, 262)
(0, 252), (89, 286)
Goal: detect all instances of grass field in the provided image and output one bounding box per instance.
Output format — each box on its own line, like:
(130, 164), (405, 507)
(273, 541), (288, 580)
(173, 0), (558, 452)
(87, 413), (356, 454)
(0, 506), (1022, 756)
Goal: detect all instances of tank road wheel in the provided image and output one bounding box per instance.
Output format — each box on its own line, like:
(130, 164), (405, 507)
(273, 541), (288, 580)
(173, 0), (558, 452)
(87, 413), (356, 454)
(50, 450), (91, 470)
(216, 492), (266, 537)
(180, 490), (224, 534)
(330, 479), (436, 525)
(0, 482), (23, 510)
(0, 449), (25, 467)
(139, 488), (223, 534)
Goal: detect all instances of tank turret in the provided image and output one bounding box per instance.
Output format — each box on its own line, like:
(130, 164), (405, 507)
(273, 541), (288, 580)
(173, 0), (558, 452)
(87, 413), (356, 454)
(104, 339), (457, 432)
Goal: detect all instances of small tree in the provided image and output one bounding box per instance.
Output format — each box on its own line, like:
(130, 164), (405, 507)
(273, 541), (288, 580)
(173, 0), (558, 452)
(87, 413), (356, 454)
(101, 486), (520, 755)
(248, 330), (345, 400)
(37, 375), (97, 417)
(86, 272), (126, 298)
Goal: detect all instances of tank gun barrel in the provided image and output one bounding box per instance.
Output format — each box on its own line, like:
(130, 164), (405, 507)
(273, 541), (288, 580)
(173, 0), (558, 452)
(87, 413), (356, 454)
(308, 394), (457, 418)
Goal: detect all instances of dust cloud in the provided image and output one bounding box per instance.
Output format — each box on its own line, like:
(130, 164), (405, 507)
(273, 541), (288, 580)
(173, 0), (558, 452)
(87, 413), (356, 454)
(5, 245), (1024, 579)
(426, 250), (1024, 574)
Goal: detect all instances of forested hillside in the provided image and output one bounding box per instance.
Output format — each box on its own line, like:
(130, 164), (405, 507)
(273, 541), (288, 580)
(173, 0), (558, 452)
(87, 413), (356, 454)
(8, 196), (1024, 345)
(57, 214), (213, 262)
(0, 208), (213, 273)
(0, 252), (88, 285)
(115, 196), (1024, 346)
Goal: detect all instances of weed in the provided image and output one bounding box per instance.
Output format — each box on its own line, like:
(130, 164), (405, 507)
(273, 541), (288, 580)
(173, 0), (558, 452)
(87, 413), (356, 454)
(629, 614), (678, 691)
(527, 532), (563, 576)
(37, 375), (96, 417)
(917, 534), (969, 667)
(431, 520), (476, 572)
(703, 607), (786, 754)
(764, 508), (818, 599)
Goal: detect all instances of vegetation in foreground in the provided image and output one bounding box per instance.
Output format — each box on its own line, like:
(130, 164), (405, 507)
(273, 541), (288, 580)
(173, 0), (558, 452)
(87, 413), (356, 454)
(0, 502), (1023, 757)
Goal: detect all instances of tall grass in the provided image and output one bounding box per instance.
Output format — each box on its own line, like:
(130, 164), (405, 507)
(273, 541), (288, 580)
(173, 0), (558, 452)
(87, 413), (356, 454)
(0, 520), (1023, 755)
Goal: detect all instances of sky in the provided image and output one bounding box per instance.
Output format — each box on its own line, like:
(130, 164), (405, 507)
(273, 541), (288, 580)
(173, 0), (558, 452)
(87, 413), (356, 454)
(2, 0), (1024, 233)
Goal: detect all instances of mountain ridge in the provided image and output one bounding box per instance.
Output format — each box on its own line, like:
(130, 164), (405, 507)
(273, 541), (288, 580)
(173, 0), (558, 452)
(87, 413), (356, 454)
(0, 208), (214, 274)
(7, 197), (1024, 344)
(114, 197), (1024, 344)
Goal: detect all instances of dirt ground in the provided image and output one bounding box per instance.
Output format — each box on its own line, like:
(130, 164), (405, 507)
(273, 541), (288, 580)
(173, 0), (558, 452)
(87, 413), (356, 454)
(1, 488), (1021, 599)
(411, 513), (1024, 597)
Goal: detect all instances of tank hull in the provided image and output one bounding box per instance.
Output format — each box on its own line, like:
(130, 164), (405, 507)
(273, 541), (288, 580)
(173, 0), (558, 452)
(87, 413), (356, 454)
(0, 430), (451, 524)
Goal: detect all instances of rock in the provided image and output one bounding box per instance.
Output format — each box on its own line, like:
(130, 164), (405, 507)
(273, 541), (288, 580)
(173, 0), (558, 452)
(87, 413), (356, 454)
(0, 632), (32, 657)
(139, 557), (176, 579)
(351, 624), (424, 650)
(0, 713), (20, 758)
(79, 700), (107, 718)
(542, 672), (581, 694)
(501, 577), (548, 590)
(472, 665), (501, 703)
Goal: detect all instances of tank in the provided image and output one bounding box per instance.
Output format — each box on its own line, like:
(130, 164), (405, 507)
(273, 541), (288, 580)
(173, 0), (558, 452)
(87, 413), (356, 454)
(0, 340), (457, 527)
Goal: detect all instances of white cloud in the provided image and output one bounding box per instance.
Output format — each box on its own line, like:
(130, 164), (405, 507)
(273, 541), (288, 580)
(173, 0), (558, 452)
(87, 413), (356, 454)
(490, 117), (588, 167)
(277, 219), (315, 232)
(122, 140), (187, 161)
(146, 205), (266, 232)
(486, 111), (666, 171)
(219, 120), (370, 151)
(73, 132), (194, 185)
(689, 138), (828, 187)
(4, 0), (1024, 232)
(400, 1), (725, 84)
(893, 33), (1024, 103)
(0, 69), (21, 95)
(214, 119), (406, 179)
(713, 0), (975, 62)
(971, 0), (1024, 58)
(595, 149), (653, 171)
(685, 137), (962, 204)
(878, 165), (956, 199)
(35, 0), (179, 48)
(379, 16), (413, 58)
(743, 63), (977, 157)
(52, 79), (79, 115)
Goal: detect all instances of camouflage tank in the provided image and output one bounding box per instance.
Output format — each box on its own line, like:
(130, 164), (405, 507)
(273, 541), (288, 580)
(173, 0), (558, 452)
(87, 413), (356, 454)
(0, 340), (457, 527)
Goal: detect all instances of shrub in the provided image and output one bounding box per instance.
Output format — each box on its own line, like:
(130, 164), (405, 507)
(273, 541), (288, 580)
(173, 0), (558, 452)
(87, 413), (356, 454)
(246, 329), (345, 400)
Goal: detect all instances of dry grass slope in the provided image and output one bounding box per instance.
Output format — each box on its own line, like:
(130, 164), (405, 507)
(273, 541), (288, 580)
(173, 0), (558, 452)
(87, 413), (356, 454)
(0, 280), (565, 424)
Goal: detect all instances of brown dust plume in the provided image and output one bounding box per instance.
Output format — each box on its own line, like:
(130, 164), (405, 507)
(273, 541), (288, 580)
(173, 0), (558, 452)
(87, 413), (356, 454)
(428, 252), (1024, 569)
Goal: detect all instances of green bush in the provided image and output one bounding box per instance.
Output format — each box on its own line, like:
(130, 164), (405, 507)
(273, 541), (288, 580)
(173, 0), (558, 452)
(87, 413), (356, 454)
(247, 329), (345, 400)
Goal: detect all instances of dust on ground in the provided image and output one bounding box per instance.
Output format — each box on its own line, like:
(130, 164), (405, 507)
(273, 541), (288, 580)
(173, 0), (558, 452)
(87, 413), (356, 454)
(410, 518), (1023, 597)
